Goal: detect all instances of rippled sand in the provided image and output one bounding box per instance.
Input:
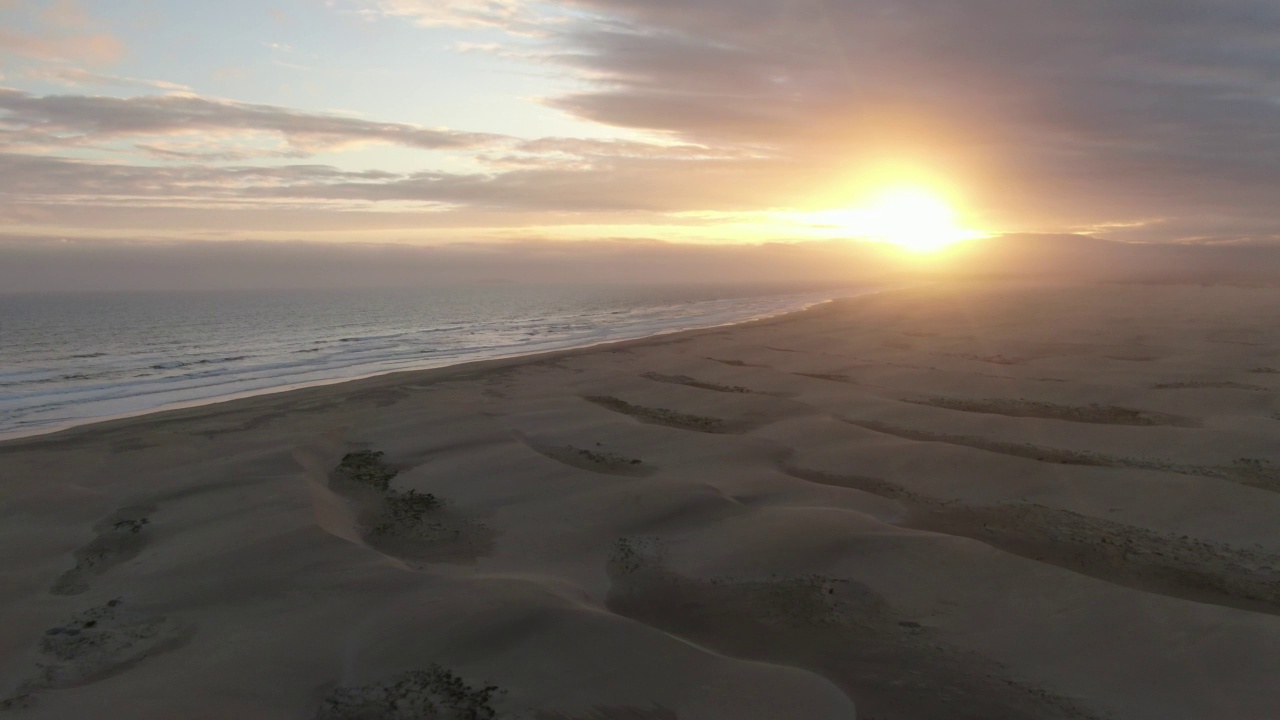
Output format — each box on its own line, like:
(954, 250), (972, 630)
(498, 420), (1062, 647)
(2, 281), (1279, 719)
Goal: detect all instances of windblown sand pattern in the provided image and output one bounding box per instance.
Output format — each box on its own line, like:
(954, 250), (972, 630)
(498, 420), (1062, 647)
(779, 464), (1280, 616)
(3, 282), (1280, 719)
(584, 396), (732, 433)
(526, 442), (656, 477)
(607, 548), (1102, 720)
(640, 372), (754, 394)
(844, 419), (1280, 493)
(903, 397), (1196, 427)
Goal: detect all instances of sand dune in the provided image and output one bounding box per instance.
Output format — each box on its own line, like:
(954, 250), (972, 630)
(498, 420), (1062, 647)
(3, 282), (1280, 719)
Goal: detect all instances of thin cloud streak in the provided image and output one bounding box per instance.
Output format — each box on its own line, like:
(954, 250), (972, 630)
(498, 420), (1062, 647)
(0, 88), (503, 153)
(23, 66), (191, 92)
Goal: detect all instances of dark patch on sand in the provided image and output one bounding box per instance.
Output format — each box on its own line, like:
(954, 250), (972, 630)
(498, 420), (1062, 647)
(904, 397), (1197, 427)
(641, 372), (754, 394)
(315, 666), (502, 720)
(703, 357), (767, 368)
(842, 419), (1280, 493)
(331, 450), (493, 563)
(1229, 458), (1280, 493)
(779, 463), (923, 504)
(1153, 381), (1268, 391)
(914, 504), (1280, 616)
(779, 464), (1280, 616)
(2, 598), (192, 711)
(584, 396), (732, 434)
(842, 420), (1115, 467)
(793, 372), (860, 384)
(527, 442), (655, 477)
(50, 505), (156, 596)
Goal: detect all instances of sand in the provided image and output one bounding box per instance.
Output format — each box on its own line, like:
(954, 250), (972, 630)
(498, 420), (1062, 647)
(2, 281), (1279, 719)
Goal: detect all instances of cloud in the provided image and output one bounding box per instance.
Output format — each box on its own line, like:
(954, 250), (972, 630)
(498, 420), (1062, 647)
(23, 66), (191, 92)
(337, 0), (1280, 240)
(525, 0), (1280, 237)
(0, 152), (403, 201)
(0, 88), (503, 154)
(339, 0), (542, 32)
(7, 0), (1280, 244)
(0, 150), (796, 216)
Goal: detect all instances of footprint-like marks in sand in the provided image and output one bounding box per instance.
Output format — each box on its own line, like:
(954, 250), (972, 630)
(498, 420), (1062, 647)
(902, 397), (1200, 427)
(50, 505), (156, 596)
(583, 396), (736, 434)
(778, 463), (1280, 617)
(1, 598), (192, 711)
(606, 540), (1101, 720)
(330, 450), (494, 563)
(524, 441), (657, 477)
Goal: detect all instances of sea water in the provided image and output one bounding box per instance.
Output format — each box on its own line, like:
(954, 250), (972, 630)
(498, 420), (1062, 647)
(0, 283), (860, 439)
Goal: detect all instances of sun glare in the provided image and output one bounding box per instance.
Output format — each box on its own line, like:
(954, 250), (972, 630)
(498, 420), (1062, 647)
(860, 186), (969, 252)
(795, 184), (977, 253)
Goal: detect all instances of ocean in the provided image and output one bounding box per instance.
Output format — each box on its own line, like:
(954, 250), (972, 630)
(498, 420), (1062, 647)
(0, 283), (860, 440)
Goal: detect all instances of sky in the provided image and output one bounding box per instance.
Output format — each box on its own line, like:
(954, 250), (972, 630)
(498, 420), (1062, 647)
(2, 0), (1280, 285)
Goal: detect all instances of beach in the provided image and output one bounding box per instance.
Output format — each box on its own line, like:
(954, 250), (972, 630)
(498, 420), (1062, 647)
(2, 280), (1279, 719)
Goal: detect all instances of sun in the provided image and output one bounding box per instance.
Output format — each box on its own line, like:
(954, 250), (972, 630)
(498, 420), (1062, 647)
(793, 184), (976, 253)
(856, 185), (971, 252)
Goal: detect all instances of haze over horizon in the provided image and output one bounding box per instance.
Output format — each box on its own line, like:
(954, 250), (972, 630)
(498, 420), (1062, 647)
(3, 0), (1280, 290)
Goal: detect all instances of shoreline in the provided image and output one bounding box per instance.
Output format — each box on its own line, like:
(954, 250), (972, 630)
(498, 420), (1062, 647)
(0, 287), (890, 447)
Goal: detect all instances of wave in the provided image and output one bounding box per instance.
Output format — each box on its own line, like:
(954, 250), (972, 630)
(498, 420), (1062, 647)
(149, 355), (248, 370)
(0, 286), (866, 439)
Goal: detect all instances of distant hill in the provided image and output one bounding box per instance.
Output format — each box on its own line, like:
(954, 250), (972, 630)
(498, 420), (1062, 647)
(910, 234), (1280, 284)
